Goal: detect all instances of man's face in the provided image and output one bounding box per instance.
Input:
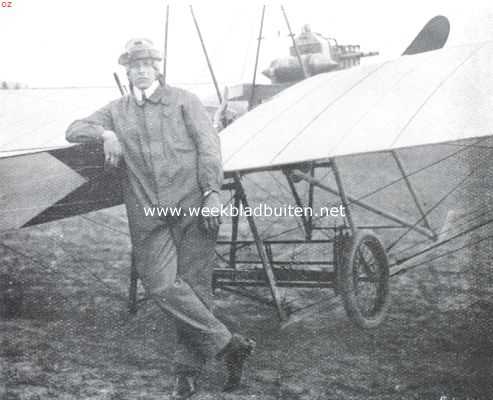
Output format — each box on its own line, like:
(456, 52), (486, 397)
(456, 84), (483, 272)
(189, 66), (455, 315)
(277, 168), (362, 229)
(127, 59), (158, 90)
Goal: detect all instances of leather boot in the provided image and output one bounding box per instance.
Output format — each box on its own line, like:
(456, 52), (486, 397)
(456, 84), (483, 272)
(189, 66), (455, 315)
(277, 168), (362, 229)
(218, 334), (256, 392)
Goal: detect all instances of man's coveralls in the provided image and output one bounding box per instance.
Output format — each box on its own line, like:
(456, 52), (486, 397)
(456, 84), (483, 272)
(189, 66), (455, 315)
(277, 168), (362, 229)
(66, 83), (232, 373)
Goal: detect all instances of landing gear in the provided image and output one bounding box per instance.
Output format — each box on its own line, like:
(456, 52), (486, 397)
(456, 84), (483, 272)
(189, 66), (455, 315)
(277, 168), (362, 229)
(339, 232), (390, 329)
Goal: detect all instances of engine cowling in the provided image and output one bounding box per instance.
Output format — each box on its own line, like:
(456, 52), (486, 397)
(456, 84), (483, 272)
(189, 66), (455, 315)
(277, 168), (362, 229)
(262, 53), (339, 83)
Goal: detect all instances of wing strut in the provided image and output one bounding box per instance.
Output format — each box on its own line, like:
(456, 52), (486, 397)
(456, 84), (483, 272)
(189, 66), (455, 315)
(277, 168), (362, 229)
(289, 167), (436, 240)
(232, 173), (287, 321)
(390, 150), (437, 240)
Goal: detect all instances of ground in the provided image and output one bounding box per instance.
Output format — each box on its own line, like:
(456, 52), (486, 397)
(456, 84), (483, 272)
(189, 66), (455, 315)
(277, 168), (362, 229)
(1, 141), (493, 399)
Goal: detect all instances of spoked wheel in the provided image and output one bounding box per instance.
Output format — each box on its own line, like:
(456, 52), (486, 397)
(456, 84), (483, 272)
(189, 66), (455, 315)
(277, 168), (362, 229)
(338, 231), (390, 329)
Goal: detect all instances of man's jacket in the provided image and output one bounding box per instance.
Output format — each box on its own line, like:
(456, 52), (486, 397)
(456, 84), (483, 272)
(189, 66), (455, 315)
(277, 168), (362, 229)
(66, 84), (223, 216)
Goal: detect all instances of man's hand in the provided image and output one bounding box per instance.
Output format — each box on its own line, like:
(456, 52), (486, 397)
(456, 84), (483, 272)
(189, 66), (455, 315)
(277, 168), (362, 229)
(201, 192), (222, 235)
(102, 130), (122, 168)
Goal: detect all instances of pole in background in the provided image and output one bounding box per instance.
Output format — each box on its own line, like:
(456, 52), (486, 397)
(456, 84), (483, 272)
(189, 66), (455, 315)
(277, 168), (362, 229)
(113, 72), (125, 96)
(189, 5), (222, 103)
(281, 5), (308, 79)
(163, 4), (170, 84)
(248, 5), (266, 111)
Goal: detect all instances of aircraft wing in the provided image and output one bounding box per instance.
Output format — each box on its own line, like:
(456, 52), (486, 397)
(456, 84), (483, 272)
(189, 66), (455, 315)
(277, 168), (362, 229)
(0, 87), (122, 230)
(0, 87), (118, 157)
(220, 41), (493, 172)
(0, 86), (230, 231)
(2, 41), (493, 230)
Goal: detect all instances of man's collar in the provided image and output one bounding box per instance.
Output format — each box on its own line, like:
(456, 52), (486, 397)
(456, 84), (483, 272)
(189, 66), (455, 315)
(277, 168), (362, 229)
(133, 80), (160, 104)
(132, 78), (171, 106)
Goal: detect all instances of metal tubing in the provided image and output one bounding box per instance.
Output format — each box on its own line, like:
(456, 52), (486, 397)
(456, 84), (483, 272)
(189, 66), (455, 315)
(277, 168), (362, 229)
(307, 164), (315, 239)
(233, 173), (287, 320)
(291, 169), (436, 240)
(312, 225), (406, 230)
(284, 170), (310, 239)
(331, 159), (356, 235)
(265, 242), (273, 264)
(221, 260), (334, 265)
(229, 193), (240, 269)
(217, 239), (334, 245)
(214, 268), (335, 283)
(214, 267), (335, 275)
(217, 280), (334, 289)
(391, 150), (436, 239)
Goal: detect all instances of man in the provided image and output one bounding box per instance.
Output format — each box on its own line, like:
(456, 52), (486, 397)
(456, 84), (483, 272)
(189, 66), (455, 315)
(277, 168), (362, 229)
(66, 38), (254, 399)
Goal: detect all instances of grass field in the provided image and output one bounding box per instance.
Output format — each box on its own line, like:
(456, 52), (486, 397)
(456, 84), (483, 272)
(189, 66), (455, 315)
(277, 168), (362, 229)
(1, 138), (493, 399)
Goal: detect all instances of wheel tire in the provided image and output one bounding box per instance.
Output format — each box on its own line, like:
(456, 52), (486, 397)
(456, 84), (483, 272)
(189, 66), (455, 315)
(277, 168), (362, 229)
(338, 231), (390, 329)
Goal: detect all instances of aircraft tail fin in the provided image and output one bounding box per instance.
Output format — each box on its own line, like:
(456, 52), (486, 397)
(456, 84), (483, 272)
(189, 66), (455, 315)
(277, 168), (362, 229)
(402, 15), (450, 55)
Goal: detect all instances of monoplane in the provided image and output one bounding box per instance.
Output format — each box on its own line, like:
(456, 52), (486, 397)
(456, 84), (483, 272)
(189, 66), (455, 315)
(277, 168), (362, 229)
(1, 8), (491, 329)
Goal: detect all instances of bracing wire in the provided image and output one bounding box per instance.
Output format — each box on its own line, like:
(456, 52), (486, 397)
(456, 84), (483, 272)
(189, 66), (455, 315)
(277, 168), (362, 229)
(353, 137), (490, 204)
(396, 205), (493, 256)
(391, 216), (493, 277)
(387, 143), (493, 251)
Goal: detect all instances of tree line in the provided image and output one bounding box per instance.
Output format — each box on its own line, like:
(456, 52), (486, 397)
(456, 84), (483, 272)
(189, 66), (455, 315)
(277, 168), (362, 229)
(1, 81), (28, 89)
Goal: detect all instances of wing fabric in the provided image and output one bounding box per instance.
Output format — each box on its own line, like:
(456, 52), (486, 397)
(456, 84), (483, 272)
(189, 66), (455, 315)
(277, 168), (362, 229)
(3, 42), (493, 229)
(220, 42), (493, 172)
(0, 87), (120, 230)
(0, 87), (117, 158)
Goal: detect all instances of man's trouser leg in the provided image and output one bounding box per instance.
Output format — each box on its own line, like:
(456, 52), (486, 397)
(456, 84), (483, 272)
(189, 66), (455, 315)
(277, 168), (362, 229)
(134, 215), (231, 374)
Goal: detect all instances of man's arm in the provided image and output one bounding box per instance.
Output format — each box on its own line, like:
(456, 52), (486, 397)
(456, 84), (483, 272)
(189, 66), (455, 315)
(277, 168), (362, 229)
(182, 92), (223, 195)
(66, 103), (115, 143)
(66, 102), (122, 167)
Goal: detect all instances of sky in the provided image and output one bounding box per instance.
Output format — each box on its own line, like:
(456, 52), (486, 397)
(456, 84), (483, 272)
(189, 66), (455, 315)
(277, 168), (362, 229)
(1, 0), (493, 96)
